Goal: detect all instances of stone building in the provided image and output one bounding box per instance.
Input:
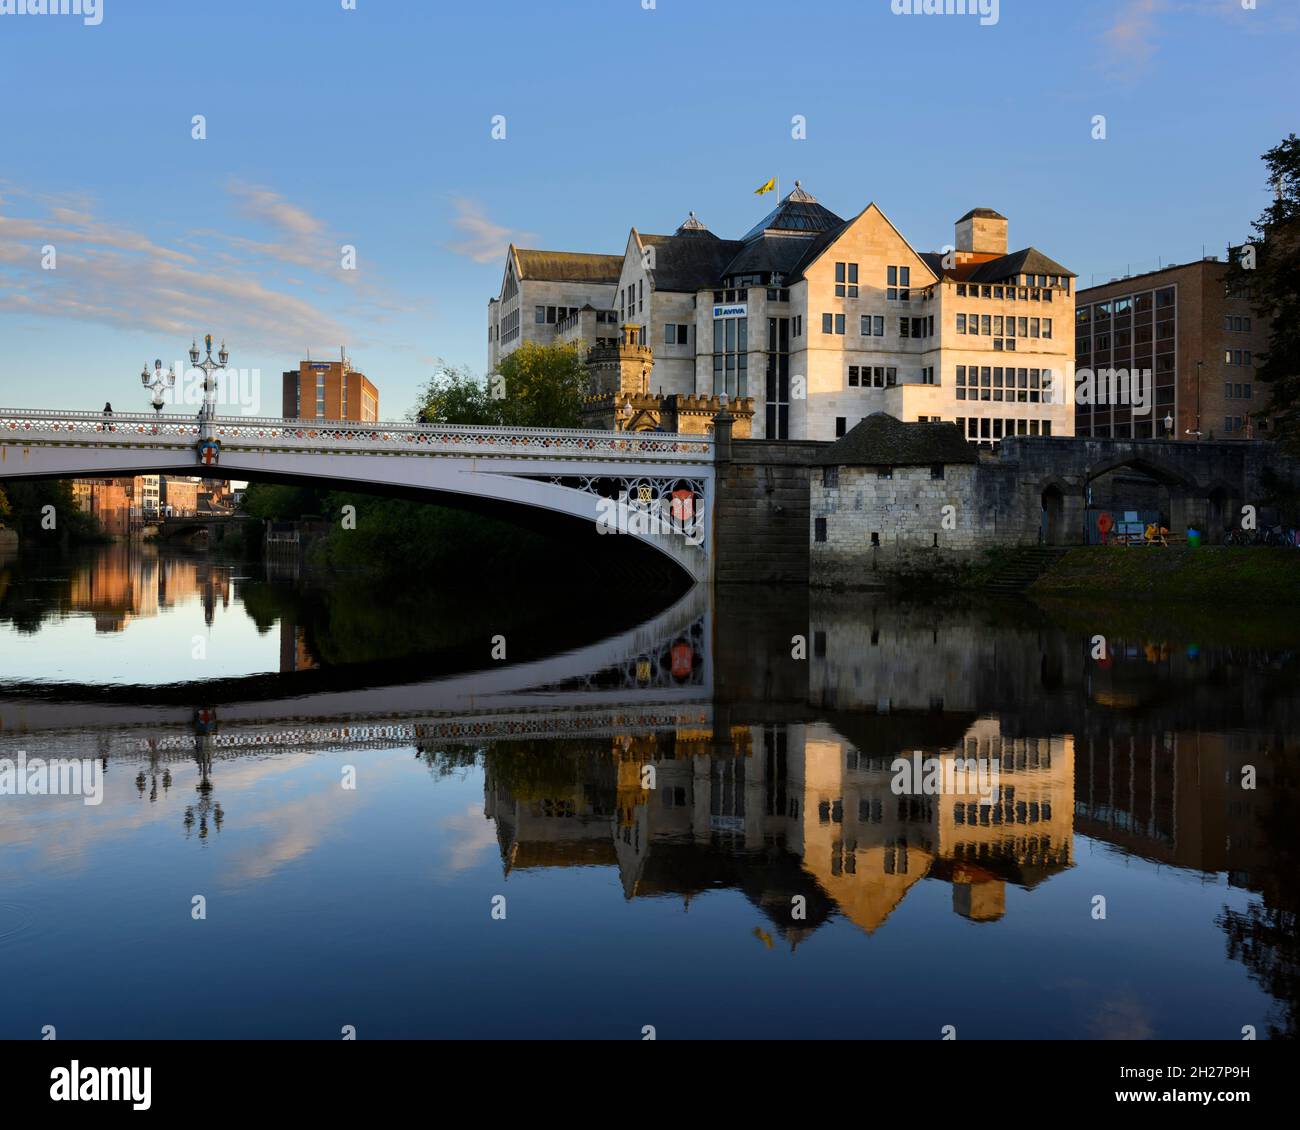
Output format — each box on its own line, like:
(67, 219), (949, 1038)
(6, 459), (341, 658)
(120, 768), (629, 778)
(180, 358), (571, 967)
(811, 413), (979, 586)
(487, 247), (623, 373)
(808, 412), (1300, 586)
(581, 323), (754, 435)
(488, 186), (1077, 443)
(1075, 257), (1276, 441)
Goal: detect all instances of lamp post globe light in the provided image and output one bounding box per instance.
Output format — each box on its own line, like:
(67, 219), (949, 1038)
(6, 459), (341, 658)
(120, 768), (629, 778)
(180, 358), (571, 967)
(141, 359), (176, 415)
(190, 333), (229, 423)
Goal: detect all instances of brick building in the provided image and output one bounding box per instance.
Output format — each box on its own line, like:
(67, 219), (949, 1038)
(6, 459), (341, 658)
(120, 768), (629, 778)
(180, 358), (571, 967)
(1075, 258), (1274, 441)
(282, 356), (379, 421)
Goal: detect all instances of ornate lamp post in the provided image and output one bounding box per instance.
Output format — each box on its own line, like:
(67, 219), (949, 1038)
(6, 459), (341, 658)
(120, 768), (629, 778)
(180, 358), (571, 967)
(190, 333), (229, 425)
(141, 359), (176, 415)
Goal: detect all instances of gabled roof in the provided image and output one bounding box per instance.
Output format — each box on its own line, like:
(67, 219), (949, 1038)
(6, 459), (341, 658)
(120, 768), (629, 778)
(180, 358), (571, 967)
(968, 247), (1076, 281)
(922, 246), (1076, 284)
(820, 413), (977, 467)
(741, 182), (845, 242)
(639, 231), (744, 292)
(785, 201), (939, 289)
(513, 247), (623, 284)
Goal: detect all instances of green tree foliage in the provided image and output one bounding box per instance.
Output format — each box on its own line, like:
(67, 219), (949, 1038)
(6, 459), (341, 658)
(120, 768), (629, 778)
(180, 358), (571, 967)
(413, 361), (498, 426)
(0, 480), (102, 541)
(240, 482), (323, 521)
(1227, 133), (1300, 451)
(416, 343), (588, 429)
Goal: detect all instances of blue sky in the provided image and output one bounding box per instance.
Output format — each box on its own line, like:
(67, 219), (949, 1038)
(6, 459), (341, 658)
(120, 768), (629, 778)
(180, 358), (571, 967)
(0, 0), (1296, 419)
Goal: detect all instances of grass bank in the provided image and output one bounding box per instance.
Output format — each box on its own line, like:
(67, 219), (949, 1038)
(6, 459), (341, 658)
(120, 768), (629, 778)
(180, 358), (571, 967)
(1030, 546), (1300, 604)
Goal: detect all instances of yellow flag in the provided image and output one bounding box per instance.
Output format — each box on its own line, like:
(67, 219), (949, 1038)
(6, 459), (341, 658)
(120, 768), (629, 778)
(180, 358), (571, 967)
(754, 177), (776, 196)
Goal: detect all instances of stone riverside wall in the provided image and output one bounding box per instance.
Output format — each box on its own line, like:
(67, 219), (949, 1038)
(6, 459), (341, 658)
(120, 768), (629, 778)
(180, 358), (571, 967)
(711, 428), (1299, 588)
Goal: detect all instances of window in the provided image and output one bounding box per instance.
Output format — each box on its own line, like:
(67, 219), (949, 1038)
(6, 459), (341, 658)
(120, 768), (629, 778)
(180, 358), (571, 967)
(921, 366), (936, 385)
(315, 374), (326, 417)
(835, 262), (859, 298)
(931, 463), (945, 480)
(665, 324), (689, 345)
(712, 312), (748, 398)
(766, 317), (790, 439)
(848, 365), (861, 387)
(887, 265), (911, 301)
(793, 315), (802, 337)
(981, 314), (991, 336)
(956, 365), (967, 400)
(957, 313), (967, 334)
(822, 467), (838, 489)
(877, 467), (893, 480)
(1042, 318), (1052, 339)
(815, 517), (827, 542)
(835, 314), (846, 335)
(822, 313), (833, 335)
(534, 305), (545, 324)
(835, 417), (847, 438)
(900, 318), (910, 339)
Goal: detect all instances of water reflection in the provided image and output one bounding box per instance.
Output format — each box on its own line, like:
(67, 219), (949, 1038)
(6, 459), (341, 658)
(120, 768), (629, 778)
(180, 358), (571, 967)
(0, 545), (1296, 1038)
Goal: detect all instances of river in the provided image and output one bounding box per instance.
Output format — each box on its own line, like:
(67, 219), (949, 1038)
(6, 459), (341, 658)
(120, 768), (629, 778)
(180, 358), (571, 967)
(0, 543), (1295, 1039)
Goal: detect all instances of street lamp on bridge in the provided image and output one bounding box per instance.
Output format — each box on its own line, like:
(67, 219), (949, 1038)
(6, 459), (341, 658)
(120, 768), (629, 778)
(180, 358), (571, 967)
(189, 333), (229, 423)
(141, 359), (176, 415)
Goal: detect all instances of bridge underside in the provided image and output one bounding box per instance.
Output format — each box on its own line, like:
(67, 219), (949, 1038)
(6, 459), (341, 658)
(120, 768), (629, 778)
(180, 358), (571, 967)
(0, 441), (712, 583)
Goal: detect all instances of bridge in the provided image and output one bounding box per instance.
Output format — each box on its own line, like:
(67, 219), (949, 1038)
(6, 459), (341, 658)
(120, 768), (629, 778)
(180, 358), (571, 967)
(0, 409), (716, 581)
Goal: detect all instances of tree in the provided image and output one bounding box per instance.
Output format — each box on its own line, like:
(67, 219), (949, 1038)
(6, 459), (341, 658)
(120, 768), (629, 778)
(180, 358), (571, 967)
(413, 361), (499, 426)
(1228, 133), (1300, 451)
(494, 341), (589, 429)
(415, 343), (589, 429)
(0, 485), (10, 519)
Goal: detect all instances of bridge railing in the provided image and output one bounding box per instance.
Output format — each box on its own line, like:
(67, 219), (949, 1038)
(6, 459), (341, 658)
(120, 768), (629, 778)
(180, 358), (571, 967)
(0, 409), (715, 463)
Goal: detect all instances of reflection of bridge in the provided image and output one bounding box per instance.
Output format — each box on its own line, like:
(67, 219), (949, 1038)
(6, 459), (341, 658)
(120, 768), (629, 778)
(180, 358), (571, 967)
(0, 585), (712, 760)
(0, 409), (715, 581)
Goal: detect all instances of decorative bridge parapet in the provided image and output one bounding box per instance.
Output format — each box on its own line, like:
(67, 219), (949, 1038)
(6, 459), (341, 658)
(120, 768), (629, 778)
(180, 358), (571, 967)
(0, 409), (714, 464)
(0, 409), (718, 581)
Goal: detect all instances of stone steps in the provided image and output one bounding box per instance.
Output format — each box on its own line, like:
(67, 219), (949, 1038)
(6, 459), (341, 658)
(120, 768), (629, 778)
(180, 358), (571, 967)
(980, 547), (1071, 593)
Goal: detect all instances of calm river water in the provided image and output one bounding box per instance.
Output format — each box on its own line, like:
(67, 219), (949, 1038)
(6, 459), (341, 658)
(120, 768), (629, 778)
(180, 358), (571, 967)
(0, 543), (1295, 1039)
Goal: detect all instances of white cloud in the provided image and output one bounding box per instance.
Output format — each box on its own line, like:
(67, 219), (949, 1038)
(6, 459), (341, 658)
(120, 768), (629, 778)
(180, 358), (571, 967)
(447, 197), (535, 264)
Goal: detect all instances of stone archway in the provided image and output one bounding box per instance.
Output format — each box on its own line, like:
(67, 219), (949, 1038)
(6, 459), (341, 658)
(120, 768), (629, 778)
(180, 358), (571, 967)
(1085, 455), (1198, 537)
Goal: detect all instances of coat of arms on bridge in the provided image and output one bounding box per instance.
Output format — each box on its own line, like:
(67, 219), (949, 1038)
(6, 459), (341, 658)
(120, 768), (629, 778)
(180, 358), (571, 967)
(196, 438), (221, 467)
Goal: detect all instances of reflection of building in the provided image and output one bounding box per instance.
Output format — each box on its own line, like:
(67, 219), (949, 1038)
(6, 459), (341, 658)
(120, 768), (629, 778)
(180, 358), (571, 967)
(281, 356), (379, 421)
(61, 546), (233, 633)
(279, 621), (317, 673)
(1073, 728), (1272, 886)
(482, 715), (1074, 945)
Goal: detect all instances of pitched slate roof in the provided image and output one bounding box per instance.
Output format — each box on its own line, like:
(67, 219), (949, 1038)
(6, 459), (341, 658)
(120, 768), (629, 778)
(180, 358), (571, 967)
(920, 247), (1076, 284)
(640, 232), (744, 292)
(968, 247), (1075, 281)
(514, 248), (623, 284)
(819, 412), (978, 467)
(957, 207), (1007, 222)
